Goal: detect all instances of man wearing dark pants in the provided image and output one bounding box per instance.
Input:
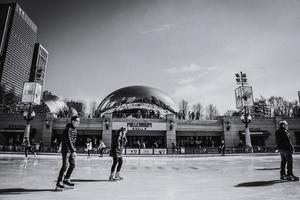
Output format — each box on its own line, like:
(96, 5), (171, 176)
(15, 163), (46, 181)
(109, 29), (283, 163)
(275, 120), (299, 181)
(56, 116), (80, 190)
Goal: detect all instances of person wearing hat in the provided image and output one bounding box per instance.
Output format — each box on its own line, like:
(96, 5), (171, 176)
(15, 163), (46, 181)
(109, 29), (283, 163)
(275, 120), (299, 181)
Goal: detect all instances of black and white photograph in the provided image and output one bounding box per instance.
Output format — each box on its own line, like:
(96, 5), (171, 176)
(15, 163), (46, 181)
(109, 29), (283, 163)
(0, 0), (299, 199)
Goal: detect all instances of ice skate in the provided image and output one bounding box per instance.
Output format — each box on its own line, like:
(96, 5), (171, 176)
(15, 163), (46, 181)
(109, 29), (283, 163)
(287, 175), (299, 181)
(63, 179), (75, 188)
(280, 174), (288, 180)
(55, 181), (64, 191)
(109, 175), (117, 181)
(115, 173), (123, 180)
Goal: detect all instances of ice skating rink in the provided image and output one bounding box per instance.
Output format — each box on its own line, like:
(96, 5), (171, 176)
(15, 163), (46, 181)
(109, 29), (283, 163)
(0, 154), (299, 200)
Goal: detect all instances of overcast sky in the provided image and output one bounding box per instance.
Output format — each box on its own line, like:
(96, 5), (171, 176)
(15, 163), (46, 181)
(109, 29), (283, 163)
(5, 0), (300, 114)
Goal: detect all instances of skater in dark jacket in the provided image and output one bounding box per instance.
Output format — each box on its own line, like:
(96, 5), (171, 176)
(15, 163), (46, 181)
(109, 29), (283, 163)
(275, 120), (299, 181)
(24, 137), (35, 157)
(56, 116), (80, 190)
(109, 127), (127, 180)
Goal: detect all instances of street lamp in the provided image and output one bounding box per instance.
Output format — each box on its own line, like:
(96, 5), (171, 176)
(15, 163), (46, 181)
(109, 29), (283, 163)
(169, 120), (174, 130)
(23, 103), (36, 139)
(21, 82), (42, 141)
(45, 119), (50, 129)
(235, 71), (253, 153)
(105, 119), (109, 129)
(226, 121), (231, 131)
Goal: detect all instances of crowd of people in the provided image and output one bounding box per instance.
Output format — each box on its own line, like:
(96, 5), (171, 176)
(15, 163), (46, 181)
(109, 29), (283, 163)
(112, 109), (163, 119)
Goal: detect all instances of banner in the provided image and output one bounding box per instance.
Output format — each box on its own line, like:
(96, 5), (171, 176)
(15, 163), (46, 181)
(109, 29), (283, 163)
(235, 86), (254, 109)
(153, 149), (167, 154)
(140, 149), (153, 154)
(112, 122), (166, 130)
(21, 82), (42, 105)
(126, 148), (139, 155)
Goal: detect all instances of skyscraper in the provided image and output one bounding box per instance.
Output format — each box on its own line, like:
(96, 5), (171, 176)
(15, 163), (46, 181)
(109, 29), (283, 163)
(29, 43), (48, 89)
(0, 3), (37, 96)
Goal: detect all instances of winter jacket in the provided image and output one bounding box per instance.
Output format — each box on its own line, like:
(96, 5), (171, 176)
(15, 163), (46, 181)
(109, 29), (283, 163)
(61, 123), (77, 153)
(275, 127), (294, 152)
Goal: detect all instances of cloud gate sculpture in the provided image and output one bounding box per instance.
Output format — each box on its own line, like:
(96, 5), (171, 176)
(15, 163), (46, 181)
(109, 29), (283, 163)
(97, 85), (177, 118)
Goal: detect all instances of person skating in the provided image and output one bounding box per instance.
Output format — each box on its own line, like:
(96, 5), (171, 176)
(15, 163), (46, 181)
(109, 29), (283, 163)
(55, 116), (80, 190)
(275, 120), (299, 181)
(109, 127), (127, 181)
(24, 137), (35, 158)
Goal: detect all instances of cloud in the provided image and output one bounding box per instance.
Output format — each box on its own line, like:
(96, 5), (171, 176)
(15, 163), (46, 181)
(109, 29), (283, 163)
(141, 24), (174, 34)
(169, 67), (236, 112)
(225, 46), (240, 52)
(172, 84), (200, 100)
(165, 63), (217, 74)
(176, 77), (196, 86)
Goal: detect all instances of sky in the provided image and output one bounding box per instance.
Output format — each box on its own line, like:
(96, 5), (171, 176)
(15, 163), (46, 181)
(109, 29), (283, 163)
(3, 0), (300, 114)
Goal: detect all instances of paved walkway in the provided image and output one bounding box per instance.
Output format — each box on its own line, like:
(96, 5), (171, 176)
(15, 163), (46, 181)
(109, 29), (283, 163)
(0, 154), (299, 200)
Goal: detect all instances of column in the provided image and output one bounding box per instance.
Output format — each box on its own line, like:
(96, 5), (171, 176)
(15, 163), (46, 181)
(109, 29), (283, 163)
(166, 114), (176, 148)
(102, 113), (112, 148)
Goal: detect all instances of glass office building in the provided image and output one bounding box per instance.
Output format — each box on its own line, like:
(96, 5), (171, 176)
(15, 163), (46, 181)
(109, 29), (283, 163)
(0, 3), (37, 96)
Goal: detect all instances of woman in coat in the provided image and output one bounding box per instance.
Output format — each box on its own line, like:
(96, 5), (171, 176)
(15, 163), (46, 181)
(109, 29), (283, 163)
(109, 127), (127, 180)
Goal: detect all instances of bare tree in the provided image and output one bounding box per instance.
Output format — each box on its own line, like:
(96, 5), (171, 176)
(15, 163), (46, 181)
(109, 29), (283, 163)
(178, 99), (189, 119)
(205, 104), (218, 120)
(192, 103), (203, 120)
(292, 101), (300, 117)
(268, 96), (295, 117)
(224, 110), (238, 117)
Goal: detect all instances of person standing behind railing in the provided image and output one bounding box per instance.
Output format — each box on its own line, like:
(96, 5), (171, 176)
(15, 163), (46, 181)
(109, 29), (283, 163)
(98, 140), (106, 157)
(220, 140), (225, 156)
(85, 138), (92, 157)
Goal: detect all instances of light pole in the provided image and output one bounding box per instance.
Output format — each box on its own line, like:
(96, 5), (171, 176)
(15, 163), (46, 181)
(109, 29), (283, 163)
(235, 72), (253, 153)
(23, 102), (36, 140)
(21, 82), (42, 142)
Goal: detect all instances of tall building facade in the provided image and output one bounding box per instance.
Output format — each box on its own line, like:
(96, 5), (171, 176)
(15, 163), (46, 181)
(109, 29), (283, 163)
(29, 43), (48, 89)
(0, 3), (37, 96)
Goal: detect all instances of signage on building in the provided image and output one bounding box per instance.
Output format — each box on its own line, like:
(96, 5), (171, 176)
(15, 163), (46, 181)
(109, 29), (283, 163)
(140, 149), (153, 154)
(21, 82), (42, 105)
(127, 122), (152, 130)
(235, 86), (254, 109)
(112, 122), (166, 131)
(126, 148), (139, 155)
(153, 149), (167, 154)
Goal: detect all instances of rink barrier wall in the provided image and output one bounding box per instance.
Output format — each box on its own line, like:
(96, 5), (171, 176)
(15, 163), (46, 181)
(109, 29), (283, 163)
(1, 146), (299, 155)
